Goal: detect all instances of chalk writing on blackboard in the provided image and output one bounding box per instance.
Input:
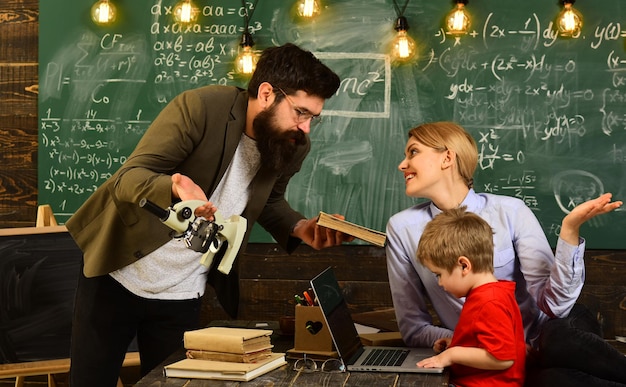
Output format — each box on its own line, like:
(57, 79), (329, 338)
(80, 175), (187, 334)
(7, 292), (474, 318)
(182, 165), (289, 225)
(39, 0), (626, 248)
(315, 52), (390, 119)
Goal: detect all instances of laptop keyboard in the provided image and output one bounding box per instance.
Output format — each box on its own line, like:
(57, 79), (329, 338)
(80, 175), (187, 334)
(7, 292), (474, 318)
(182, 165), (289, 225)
(362, 348), (410, 367)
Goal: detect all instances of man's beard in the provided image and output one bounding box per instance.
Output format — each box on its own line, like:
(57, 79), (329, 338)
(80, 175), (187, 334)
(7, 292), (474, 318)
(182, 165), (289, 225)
(253, 105), (307, 172)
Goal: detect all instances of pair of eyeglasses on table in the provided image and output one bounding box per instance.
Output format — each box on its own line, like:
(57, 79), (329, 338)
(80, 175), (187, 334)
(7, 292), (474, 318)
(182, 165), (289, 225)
(293, 354), (346, 373)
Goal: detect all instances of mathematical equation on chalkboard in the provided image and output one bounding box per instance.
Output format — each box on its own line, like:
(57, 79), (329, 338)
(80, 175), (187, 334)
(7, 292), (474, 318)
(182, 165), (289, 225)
(39, 0), (626, 247)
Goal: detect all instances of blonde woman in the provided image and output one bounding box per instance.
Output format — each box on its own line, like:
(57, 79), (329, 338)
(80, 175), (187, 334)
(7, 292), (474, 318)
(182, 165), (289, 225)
(386, 121), (625, 386)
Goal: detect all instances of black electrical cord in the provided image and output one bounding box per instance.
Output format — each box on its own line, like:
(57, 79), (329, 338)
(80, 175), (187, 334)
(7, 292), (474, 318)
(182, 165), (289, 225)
(392, 0), (409, 17)
(241, 0), (260, 33)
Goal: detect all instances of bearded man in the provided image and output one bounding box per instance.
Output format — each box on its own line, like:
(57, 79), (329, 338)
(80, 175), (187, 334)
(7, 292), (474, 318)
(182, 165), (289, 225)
(65, 43), (352, 387)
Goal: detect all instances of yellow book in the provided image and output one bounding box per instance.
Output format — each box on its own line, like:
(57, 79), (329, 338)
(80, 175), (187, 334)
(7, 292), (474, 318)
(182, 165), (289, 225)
(164, 352), (286, 381)
(183, 327), (272, 354)
(316, 211), (387, 247)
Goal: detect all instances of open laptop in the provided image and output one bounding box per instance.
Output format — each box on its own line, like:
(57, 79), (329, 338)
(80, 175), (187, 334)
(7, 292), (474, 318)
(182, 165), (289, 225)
(310, 266), (444, 373)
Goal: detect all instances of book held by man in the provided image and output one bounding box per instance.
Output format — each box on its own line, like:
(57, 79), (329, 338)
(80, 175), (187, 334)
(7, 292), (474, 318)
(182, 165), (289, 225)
(164, 352), (287, 381)
(316, 211), (387, 247)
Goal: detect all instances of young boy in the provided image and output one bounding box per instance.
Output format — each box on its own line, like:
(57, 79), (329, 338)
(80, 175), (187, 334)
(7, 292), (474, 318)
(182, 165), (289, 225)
(415, 207), (526, 387)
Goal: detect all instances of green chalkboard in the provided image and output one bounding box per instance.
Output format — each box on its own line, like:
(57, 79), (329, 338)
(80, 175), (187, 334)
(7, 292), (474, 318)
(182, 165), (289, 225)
(39, 0), (626, 248)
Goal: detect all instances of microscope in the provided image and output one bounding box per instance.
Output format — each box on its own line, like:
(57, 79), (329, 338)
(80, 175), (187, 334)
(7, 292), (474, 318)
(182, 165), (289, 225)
(139, 198), (247, 275)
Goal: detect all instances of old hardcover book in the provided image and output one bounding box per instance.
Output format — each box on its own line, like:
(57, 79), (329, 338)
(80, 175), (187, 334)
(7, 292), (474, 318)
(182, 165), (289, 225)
(186, 348), (273, 363)
(316, 211), (387, 247)
(183, 327), (273, 354)
(164, 352), (286, 381)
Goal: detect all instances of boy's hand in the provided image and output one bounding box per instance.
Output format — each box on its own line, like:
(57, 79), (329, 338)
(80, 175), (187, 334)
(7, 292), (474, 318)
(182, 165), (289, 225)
(417, 352), (451, 369)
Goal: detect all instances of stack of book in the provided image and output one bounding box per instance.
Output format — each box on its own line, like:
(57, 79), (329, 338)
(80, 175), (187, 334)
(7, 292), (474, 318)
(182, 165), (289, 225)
(164, 327), (287, 381)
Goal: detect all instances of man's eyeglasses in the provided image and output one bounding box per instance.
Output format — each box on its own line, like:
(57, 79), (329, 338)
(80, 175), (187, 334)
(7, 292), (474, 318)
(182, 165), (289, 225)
(293, 355), (346, 373)
(277, 88), (323, 126)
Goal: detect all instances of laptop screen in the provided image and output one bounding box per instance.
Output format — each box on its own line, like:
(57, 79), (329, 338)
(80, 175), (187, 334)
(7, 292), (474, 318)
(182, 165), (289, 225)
(311, 267), (364, 363)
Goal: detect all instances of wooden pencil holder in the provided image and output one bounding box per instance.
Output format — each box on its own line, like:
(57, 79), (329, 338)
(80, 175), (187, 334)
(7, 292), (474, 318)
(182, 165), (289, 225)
(294, 305), (333, 352)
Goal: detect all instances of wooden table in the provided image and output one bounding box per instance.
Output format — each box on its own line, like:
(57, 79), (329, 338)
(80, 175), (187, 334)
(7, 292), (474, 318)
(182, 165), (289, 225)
(134, 321), (449, 387)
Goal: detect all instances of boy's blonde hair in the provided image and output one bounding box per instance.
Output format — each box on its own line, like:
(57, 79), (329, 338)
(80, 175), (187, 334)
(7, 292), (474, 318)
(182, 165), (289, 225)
(417, 207), (494, 273)
(407, 121), (478, 189)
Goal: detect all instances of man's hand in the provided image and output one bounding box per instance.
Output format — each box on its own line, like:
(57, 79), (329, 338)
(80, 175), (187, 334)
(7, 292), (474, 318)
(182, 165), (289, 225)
(171, 173), (217, 220)
(291, 214), (355, 250)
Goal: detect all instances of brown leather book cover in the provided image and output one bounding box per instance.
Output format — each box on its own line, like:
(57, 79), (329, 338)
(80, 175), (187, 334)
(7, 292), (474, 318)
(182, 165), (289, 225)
(186, 348), (272, 363)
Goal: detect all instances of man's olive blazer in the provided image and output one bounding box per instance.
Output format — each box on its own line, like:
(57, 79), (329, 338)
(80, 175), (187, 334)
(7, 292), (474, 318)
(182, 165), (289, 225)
(66, 85), (308, 317)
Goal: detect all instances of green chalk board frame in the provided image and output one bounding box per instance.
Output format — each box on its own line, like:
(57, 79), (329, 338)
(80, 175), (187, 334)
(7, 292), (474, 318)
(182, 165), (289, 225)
(39, 0), (626, 248)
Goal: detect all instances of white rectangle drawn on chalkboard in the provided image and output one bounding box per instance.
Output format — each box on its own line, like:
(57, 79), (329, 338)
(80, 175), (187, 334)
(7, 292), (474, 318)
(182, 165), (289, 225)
(314, 52), (390, 119)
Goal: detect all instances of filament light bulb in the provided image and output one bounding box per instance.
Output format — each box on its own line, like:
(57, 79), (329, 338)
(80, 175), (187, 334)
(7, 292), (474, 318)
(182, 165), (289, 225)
(296, 0), (321, 18)
(235, 33), (258, 75)
(557, 1), (583, 37)
(446, 1), (471, 36)
(91, 0), (116, 25)
(236, 47), (258, 75)
(174, 0), (199, 24)
(393, 31), (415, 60)
(391, 17), (416, 63)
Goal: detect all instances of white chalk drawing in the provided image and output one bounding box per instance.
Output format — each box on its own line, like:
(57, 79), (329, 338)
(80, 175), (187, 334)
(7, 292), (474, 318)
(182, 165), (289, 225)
(314, 52), (391, 119)
(317, 140), (373, 176)
(552, 170), (623, 229)
(553, 170), (603, 214)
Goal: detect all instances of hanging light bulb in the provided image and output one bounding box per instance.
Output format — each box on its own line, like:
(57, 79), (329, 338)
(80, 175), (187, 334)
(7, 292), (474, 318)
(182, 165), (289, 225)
(296, 0), (321, 18)
(173, 0), (199, 24)
(445, 0), (471, 36)
(390, 16), (417, 63)
(557, 0), (583, 37)
(235, 32), (258, 75)
(91, 0), (116, 25)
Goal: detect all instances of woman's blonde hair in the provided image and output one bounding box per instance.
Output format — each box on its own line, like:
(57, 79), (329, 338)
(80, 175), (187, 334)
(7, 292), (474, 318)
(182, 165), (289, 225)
(407, 121), (478, 188)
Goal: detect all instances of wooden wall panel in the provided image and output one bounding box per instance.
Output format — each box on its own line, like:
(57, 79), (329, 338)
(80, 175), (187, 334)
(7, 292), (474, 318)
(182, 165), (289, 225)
(580, 251), (626, 338)
(0, 0), (39, 228)
(199, 244), (626, 340)
(0, 0), (38, 63)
